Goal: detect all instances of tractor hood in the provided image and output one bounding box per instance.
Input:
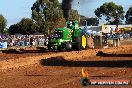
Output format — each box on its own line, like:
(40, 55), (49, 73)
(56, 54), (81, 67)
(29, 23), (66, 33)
(50, 38), (63, 45)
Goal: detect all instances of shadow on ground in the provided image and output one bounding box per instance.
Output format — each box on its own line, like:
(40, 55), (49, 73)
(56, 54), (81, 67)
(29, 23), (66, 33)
(1, 49), (47, 54)
(1, 47), (68, 54)
(96, 51), (132, 57)
(40, 56), (132, 67)
(1, 47), (53, 54)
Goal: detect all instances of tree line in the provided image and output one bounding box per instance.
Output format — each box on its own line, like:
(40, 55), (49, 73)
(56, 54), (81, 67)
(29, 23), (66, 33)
(0, 1), (132, 35)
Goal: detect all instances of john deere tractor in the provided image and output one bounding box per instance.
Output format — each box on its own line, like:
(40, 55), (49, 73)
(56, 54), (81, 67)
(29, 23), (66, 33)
(47, 20), (87, 51)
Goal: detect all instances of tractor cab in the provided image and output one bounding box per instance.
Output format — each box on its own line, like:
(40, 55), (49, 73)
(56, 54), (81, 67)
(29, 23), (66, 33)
(66, 20), (79, 30)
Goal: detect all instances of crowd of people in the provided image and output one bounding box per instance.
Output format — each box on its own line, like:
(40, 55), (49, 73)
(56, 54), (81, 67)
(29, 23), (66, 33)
(0, 34), (49, 48)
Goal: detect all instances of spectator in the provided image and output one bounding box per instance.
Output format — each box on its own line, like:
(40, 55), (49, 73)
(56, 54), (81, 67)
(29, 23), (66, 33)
(30, 37), (33, 46)
(11, 39), (15, 46)
(32, 36), (35, 46)
(44, 38), (46, 45)
(26, 35), (29, 46)
(46, 37), (49, 45)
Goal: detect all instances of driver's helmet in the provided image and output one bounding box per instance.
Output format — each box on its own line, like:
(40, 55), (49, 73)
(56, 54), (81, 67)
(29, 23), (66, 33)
(69, 21), (72, 27)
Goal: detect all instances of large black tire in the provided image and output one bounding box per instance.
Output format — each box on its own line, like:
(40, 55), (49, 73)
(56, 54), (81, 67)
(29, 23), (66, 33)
(66, 42), (72, 51)
(75, 32), (88, 50)
(75, 32), (82, 50)
(58, 43), (66, 52)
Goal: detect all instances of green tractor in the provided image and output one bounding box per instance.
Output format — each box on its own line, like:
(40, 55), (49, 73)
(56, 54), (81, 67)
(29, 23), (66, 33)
(47, 20), (88, 51)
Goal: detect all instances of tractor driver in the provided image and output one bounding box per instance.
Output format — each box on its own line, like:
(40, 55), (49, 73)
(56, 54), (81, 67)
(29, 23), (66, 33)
(69, 21), (72, 27)
(67, 21), (75, 30)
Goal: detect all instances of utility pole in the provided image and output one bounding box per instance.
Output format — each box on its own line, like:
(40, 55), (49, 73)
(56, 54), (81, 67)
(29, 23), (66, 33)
(115, 10), (119, 33)
(78, 0), (80, 23)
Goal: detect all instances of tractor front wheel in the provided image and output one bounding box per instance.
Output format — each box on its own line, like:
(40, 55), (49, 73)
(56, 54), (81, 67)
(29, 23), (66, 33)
(66, 42), (72, 51)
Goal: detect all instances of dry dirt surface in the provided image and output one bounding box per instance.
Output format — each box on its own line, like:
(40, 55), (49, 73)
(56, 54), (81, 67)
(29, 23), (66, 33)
(0, 40), (132, 88)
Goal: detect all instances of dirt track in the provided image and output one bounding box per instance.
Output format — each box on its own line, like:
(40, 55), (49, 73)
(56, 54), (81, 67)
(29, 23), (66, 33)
(0, 40), (132, 88)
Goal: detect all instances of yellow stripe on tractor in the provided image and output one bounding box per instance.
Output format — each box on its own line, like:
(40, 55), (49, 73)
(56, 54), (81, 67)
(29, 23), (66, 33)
(82, 35), (86, 49)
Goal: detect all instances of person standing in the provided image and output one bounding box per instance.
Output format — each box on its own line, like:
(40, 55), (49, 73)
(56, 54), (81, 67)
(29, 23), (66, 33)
(30, 37), (33, 46)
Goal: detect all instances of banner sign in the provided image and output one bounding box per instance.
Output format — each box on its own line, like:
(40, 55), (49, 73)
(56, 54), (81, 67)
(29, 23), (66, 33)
(0, 42), (7, 48)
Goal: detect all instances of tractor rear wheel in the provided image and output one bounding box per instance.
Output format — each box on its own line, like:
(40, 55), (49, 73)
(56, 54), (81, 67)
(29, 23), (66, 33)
(75, 32), (87, 50)
(75, 32), (82, 50)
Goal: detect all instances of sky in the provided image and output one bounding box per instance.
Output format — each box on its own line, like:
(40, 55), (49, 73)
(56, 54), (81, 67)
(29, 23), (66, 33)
(0, 0), (132, 28)
(72, 0), (132, 17)
(0, 0), (36, 28)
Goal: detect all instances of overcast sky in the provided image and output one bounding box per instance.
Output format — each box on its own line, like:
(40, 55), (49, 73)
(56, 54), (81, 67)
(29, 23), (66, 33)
(0, 0), (132, 27)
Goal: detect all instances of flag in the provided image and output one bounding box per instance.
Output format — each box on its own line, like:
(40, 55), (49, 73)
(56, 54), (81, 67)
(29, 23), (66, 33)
(102, 21), (105, 31)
